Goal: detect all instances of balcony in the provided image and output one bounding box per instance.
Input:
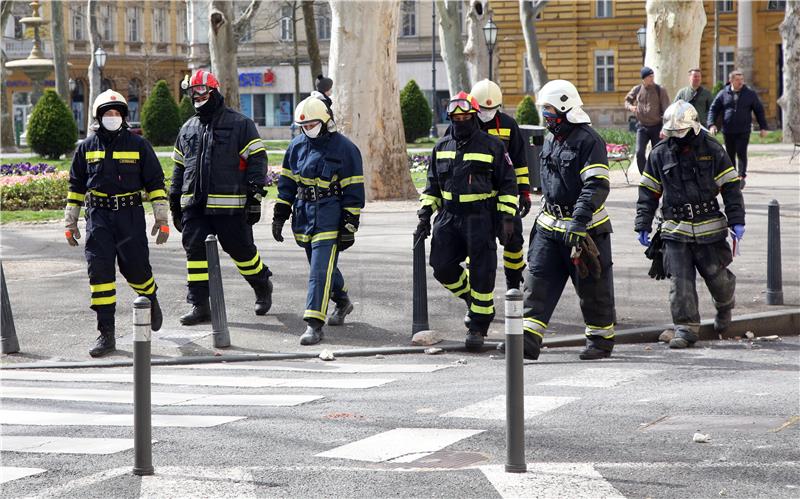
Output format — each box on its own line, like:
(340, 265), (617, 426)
(1, 38), (51, 60)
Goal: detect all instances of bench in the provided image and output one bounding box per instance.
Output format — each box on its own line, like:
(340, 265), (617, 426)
(606, 143), (634, 184)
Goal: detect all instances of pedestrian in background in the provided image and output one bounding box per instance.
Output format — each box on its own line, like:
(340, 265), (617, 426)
(625, 66), (670, 174)
(674, 68), (713, 127)
(708, 70), (768, 188)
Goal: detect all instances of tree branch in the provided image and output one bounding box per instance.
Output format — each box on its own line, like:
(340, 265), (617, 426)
(232, 0), (262, 41)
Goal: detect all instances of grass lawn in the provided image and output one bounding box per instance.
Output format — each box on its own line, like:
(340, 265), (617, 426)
(0, 209), (63, 224)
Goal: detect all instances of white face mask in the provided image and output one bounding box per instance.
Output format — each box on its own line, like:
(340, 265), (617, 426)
(194, 99), (210, 109)
(303, 122), (323, 139)
(478, 108), (498, 123)
(101, 116), (123, 131)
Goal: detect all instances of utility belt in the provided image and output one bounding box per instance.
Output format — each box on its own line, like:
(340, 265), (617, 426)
(543, 201), (575, 219)
(663, 199), (719, 221)
(86, 192), (142, 210)
(296, 183), (341, 202)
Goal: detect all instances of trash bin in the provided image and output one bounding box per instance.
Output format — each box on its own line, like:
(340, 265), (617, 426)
(518, 125), (546, 193)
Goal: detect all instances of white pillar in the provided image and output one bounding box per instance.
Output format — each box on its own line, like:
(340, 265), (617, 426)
(736, 0), (754, 85)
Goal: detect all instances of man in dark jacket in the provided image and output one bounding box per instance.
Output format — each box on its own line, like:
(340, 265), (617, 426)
(708, 70), (768, 185)
(637, 100), (745, 348)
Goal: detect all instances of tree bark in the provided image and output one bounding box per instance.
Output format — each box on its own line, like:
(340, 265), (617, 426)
(645, 0), (706, 100)
(87, 0), (102, 134)
(519, 0), (548, 94)
(50, 0), (70, 101)
(436, 0), (469, 96)
(209, 1), (240, 109)
(302, 0), (323, 82)
(329, 0), (416, 200)
(292, 2), (301, 107)
(778, 0), (799, 143)
(1, 1), (17, 151)
(464, 0), (489, 87)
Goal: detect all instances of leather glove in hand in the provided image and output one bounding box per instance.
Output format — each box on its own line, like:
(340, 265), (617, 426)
(272, 202), (291, 243)
(151, 200), (170, 244)
(244, 184), (266, 225)
(498, 215), (515, 246)
(637, 230), (651, 247)
(564, 220), (587, 248)
(169, 195), (183, 233)
(64, 205), (81, 247)
(338, 211), (360, 252)
(518, 191), (532, 218)
(414, 207), (433, 242)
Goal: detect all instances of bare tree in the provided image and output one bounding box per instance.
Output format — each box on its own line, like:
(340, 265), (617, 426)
(463, 0), (489, 86)
(328, 0), (416, 200)
(519, 0), (548, 94)
(209, 0), (262, 110)
(778, 0), (799, 144)
(436, 0), (469, 96)
(87, 0), (102, 134)
(50, 0), (70, 100)
(290, 1), (301, 112)
(1, 1), (16, 151)
(302, 0), (322, 81)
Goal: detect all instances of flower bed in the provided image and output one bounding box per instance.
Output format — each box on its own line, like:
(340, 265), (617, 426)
(0, 162), (68, 211)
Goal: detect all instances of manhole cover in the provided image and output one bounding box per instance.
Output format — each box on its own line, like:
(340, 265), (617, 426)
(376, 450), (490, 470)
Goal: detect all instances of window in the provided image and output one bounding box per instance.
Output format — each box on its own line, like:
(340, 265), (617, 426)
(241, 94), (253, 122)
(128, 79), (141, 122)
(126, 7), (142, 42)
(596, 0), (612, 18)
(177, 3), (188, 43)
(316, 2), (331, 41)
(280, 4), (293, 42)
(72, 5), (85, 41)
(767, 0), (786, 10)
(716, 0), (733, 12)
(594, 50), (615, 92)
(717, 47), (735, 84)
(153, 6), (168, 44)
(401, 0), (416, 37)
(99, 4), (115, 42)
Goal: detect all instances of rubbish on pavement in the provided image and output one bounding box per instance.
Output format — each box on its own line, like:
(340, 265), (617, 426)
(453, 358), (467, 365)
(693, 432), (711, 443)
(753, 335), (781, 342)
(424, 347), (443, 355)
(745, 331), (755, 340)
(658, 329), (675, 343)
(318, 349), (335, 361)
(374, 354), (385, 359)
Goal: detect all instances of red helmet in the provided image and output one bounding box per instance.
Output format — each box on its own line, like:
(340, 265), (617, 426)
(182, 70), (220, 97)
(447, 91), (480, 115)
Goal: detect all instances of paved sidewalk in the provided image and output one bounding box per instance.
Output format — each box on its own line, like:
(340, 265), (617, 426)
(1, 151), (797, 364)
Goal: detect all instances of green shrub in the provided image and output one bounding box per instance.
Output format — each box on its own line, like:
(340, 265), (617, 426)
(178, 95), (195, 125)
(515, 95), (540, 126)
(0, 173), (69, 211)
(142, 80), (181, 146)
(596, 128), (635, 148)
(711, 81), (724, 97)
(400, 79), (433, 143)
(26, 90), (78, 160)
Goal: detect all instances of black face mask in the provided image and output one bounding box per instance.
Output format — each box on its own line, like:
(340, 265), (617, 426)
(196, 90), (223, 121)
(543, 110), (573, 139)
(451, 115), (478, 140)
(674, 129), (697, 147)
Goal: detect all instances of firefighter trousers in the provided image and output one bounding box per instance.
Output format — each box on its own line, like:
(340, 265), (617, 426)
(522, 228), (616, 341)
(430, 209), (497, 334)
(85, 206), (157, 332)
(302, 240), (348, 324)
(501, 215), (526, 289)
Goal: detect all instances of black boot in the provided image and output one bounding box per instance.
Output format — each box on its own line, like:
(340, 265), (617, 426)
(579, 336), (614, 360)
(506, 276), (522, 291)
(524, 332), (543, 360)
(89, 325), (116, 358)
(328, 297), (353, 326)
(669, 327), (698, 349)
(149, 295), (163, 331)
(714, 308), (732, 335)
(180, 302), (211, 326)
(463, 296), (472, 329)
(465, 330), (485, 351)
(300, 319), (324, 346)
(254, 279), (273, 316)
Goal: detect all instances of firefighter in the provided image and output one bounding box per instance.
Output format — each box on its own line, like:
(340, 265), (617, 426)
(171, 70), (272, 325)
(470, 79), (531, 290)
(65, 89), (168, 357)
(522, 79), (616, 361)
(636, 100), (744, 348)
(271, 95), (365, 346)
(415, 91), (518, 350)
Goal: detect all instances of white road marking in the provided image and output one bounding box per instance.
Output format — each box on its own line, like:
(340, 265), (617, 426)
(172, 394), (324, 406)
(441, 395), (579, 420)
(480, 462), (626, 499)
(1, 436), (138, 455)
(174, 362), (452, 374)
(0, 409), (244, 428)
(0, 466), (46, 484)
(537, 368), (657, 388)
(1, 370), (393, 389)
(139, 467), (257, 498)
(316, 428), (484, 463)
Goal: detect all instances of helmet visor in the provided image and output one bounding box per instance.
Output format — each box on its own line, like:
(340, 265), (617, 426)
(447, 99), (476, 115)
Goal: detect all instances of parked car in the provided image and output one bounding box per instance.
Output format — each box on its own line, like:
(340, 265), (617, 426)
(128, 121), (143, 135)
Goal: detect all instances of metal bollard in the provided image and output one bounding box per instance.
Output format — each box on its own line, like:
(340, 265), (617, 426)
(411, 235), (430, 336)
(205, 235), (231, 348)
(1, 262), (20, 354)
(132, 296), (154, 476)
(766, 199), (784, 305)
(504, 288), (526, 473)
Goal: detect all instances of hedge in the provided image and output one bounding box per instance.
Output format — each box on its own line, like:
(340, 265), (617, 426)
(400, 79), (433, 143)
(142, 80), (181, 146)
(515, 95), (540, 126)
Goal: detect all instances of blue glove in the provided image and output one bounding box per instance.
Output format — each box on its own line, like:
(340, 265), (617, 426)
(637, 230), (651, 247)
(731, 224), (745, 241)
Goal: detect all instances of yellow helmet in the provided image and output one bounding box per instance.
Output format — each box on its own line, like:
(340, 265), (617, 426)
(92, 89), (128, 120)
(470, 79), (503, 109)
(294, 96), (332, 125)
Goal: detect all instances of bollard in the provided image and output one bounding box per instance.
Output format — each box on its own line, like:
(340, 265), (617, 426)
(411, 235), (430, 336)
(132, 296), (154, 476)
(504, 288), (526, 473)
(205, 235), (231, 348)
(1, 262), (20, 354)
(766, 199), (784, 305)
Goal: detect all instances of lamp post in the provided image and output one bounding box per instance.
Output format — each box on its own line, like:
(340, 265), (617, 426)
(429, 1), (438, 138)
(483, 18), (498, 81)
(94, 46), (107, 90)
(636, 26), (646, 65)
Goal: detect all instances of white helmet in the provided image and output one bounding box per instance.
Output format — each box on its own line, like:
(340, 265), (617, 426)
(536, 79), (591, 124)
(294, 96), (332, 125)
(470, 79), (502, 109)
(92, 89), (128, 120)
(662, 100), (704, 138)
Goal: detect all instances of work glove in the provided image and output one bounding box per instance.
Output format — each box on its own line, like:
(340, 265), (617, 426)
(169, 194), (183, 233)
(64, 205), (81, 247)
(338, 211), (359, 252)
(644, 229), (669, 280)
(151, 200), (170, 244)
(637, 230), (651, 247)
(570, 235), (602, 280)
(272, 202), (291, 243)
(564, 220), (587, 248)
(414, 207), (433, 243)
(518, 191), (532, 218)
(498, 215), (515, 246)
(244, 183), (267, 225)
(730, 224), (745, 241)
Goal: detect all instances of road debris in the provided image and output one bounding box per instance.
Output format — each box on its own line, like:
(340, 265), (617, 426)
(693, 432), (711, 443)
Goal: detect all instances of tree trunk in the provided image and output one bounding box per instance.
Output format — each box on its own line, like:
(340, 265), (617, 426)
(50, 0), (70, 100)
(292, 2), (300, 106)
(329, 0), (416, 201)
(1, 2), (16, 151)
(463, 0), (489, 86)
(645, 0), (706, 100)
(302, 0), (323, 82)
(87, 0), (102, 134)
(209, 0), (240, 110)
(519, 0), (548, 95)
(778, 1), (800, 143)
(436, 0), (469, 96)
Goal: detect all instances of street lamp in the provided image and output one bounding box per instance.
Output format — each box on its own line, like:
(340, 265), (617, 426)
(68, 78), (75, 93)
(429, 2), (438, 138)
(483, 18), (498, 81)
(636, 26), (646, 65)
(94, 46), (107, 90)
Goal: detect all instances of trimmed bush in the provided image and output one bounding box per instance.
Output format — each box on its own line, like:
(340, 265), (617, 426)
(711, 81), (724, 97)
(178, 95), (195, 125)
(26, 90), (78, 160)
(400, 79), (433, 143)
(515, 95), (540, 126)
(142, 80), (181, 146)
